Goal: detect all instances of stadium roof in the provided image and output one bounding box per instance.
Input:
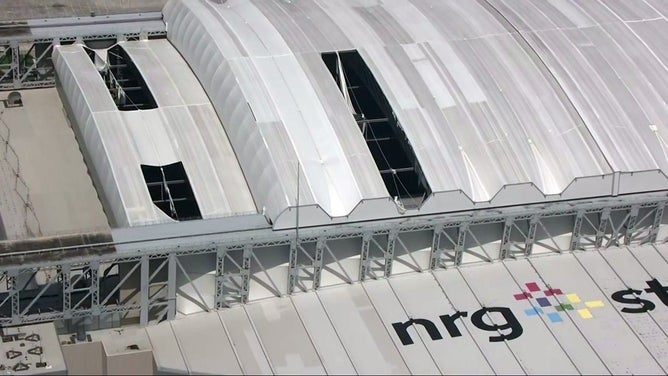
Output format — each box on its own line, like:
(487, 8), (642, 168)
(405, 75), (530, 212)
(161, 0), (668, 229)
(43, 0), (668, 232)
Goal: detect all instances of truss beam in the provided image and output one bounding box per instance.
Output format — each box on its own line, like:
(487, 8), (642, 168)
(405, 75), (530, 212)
(0, 21), (166, 91)
(1, 198), (667, 326)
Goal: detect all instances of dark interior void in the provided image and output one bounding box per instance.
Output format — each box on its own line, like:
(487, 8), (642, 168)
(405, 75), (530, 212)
(322, 51), (430, 208)
(140, 162), (202, 221)
(86, 45), (157, 111)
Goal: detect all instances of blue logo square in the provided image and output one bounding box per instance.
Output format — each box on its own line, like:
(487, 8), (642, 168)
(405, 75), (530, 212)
(547, 312), (563, 323)
(524, 308), (543, 316)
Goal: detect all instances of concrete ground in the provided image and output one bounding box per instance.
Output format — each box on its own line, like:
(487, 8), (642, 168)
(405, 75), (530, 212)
(0, 0), (167, 22)
(0, 88), (109, 240)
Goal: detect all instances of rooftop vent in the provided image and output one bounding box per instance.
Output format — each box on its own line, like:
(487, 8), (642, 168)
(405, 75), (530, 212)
(322, 50), (430, 209)
(86, 45), (157, 111)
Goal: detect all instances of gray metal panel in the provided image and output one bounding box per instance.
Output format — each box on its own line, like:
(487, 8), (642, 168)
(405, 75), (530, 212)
(530, 254), (664, 374)
(170, 312), (243, 374)
(218, 308), (273, 375)
(388, 274), (494, 374)
(637, 245), (668, 280)
(145, 321), (188, 374)
(245, 299), (325, 375)
(316, 284), (409, 374)
(290, 293), (356, 375)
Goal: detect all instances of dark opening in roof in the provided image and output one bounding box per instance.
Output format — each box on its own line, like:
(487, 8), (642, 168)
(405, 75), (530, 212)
(322, 50), (430, 209)
(86, 44), (158, 111)
(141, 162), (202, 221)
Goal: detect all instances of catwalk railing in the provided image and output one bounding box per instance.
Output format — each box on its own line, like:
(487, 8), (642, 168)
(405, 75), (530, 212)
(1, 192), (667, 327)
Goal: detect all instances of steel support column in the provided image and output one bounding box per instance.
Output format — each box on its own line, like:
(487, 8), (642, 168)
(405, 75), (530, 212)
(595, 209), (611, 248)
(384, 230), (398, 277)
(455, 224), (467, 266)
(240, 245), (252, 303)
(313, 238), (325, 290)
(570, 211), (585, 251)
(215, 249), (225, 309)
(624, 206), (640, 246)
(429, 225), (444, 270)
(60, 265), (71, 320)
(359, 233), (372, 281)
(90, 261), (100, 316)
(287, 240), (298, 294)
(524, 216), (539, 256)
(649, 203), (665, 243)
(10, 42), (20, 88)
(8, 270), (19, 325)
(139, 255), (149, 327)
(500, 219), (513, 259)
(167, 253), (177, 320)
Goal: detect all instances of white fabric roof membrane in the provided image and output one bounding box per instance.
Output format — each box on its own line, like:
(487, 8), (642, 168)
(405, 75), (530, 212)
(53, 39), (257, 227)
(163, 0), (668, 229)
(484, 0), (668, 193)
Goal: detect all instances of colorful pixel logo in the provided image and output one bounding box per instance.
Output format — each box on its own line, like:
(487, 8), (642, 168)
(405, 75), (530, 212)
(514, 282), (604, 323)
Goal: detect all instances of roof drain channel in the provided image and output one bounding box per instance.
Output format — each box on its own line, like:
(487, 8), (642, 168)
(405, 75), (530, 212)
(141, 162), (202, 221)
(86, 45), (158, 111)
(322, 50), (431, 210)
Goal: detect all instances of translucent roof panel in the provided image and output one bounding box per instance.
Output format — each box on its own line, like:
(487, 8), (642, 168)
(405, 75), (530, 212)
(163, 0), (637, 227)
(489, 0), (668, 174)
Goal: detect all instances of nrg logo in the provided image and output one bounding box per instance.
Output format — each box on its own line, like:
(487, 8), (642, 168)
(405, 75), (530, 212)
(391, 279), (668, 346)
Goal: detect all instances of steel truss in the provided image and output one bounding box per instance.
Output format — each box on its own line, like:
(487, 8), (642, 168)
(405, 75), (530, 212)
(1, 194), (667, 327)
(0, 29), (166, 90)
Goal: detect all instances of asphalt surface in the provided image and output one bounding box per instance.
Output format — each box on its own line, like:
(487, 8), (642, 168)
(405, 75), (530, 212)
(0, 0), (167, 22)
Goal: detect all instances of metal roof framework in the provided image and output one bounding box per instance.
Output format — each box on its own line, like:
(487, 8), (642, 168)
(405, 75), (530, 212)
(1, 192), (667, 327)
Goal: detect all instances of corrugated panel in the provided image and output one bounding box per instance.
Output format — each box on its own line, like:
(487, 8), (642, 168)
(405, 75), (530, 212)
(170, 312), (243, 374)
(145, 322), (188, 374)
(245, 299), (325, 374)
(289, 293), (356, 374)
(217, 308), (273, 375)
(317, 284), (409, 374)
